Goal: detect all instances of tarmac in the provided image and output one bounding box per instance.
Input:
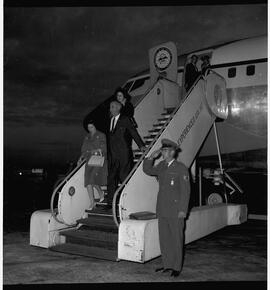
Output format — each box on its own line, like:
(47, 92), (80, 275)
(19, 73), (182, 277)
(3, 219), (266, 284)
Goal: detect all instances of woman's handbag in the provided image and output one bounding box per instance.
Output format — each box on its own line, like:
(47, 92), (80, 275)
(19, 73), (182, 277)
(88, 149), (105, 167)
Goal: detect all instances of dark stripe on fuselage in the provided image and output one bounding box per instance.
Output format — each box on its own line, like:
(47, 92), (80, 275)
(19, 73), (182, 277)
(210, 57), (267, 69)
(130, 58), (267, 80)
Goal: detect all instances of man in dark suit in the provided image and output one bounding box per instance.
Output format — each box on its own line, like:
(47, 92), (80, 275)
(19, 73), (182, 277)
(201, 55), (211, 76)
(143, 139), (191, 277)
(185, 54), (199, 92)
(106, 100), (146, 209)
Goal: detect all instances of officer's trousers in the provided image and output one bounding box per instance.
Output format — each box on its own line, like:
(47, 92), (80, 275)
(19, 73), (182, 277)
(158, 217), (185, 271)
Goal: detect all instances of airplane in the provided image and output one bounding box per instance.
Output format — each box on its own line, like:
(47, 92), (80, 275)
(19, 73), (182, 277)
(84, 35), (267, 215)
(30, 36), (266, 263)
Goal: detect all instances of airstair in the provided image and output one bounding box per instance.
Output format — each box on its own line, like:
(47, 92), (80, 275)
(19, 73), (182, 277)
(30, 43), (247, 262)
(47, 104), (177, 261)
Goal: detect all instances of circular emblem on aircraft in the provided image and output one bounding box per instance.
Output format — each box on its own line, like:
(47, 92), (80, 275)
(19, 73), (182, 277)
(154, 47), (172, 71)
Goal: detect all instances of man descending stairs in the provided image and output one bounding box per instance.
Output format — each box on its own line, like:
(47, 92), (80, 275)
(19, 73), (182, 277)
(105, 100), (146, 210)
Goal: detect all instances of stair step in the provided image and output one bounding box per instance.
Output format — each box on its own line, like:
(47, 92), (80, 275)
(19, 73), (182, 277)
(133, 150), (140, 154)
(148, 129), (161, 133)
(144, 135), (155, 140)
(165, 107), (176, 114)
(161, 113), (171, 118)
(153, 124), (164, 128)
(60, 228), (118, 250)
(144, 140), (152, 145)
(85, 207), (113, 217)
(77, 217), (118, 233)
(157, 118), (169, 122)
(95, 201), (109, 206)
(134, 149), (143, 153)
(61, 228), (118, 243)
(50, 243), (118, 261)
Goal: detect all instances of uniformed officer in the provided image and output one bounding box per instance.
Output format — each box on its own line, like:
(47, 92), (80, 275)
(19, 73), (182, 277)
(143, 138), (191, 277)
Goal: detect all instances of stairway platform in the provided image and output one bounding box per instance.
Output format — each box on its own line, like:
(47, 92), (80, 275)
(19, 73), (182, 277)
(50, 243), (118, 261)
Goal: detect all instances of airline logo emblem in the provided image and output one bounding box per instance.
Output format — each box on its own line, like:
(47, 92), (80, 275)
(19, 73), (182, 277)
(154, 47), (172, 71)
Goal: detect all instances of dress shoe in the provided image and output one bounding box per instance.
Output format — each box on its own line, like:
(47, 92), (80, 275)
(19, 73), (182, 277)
(99, 195), (105, 203)
(162, 268), (171, 273)
(88, 203), (96, 211)
(170, 270), (181, 277)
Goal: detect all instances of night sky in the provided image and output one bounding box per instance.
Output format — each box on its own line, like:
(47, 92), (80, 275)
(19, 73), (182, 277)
(4, 5), (267, 167)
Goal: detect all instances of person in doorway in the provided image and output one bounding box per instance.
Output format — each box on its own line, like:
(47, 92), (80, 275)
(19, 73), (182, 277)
(114, 87), (137, 128)
(143, 139), (191, 277)
(184, 54), (199, 92)
(201, 55), (211, 76)
(106, 100), (146, 209)
(78, 120), (107, 210)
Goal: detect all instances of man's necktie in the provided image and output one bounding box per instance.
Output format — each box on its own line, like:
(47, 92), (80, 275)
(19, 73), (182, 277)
(111, 117), (115, 132)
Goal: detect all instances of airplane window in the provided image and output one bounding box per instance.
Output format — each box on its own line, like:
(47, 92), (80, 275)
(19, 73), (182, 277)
(228, 67), (236, 78)
(123, 81), (133, 92)
(246, 65), (255, 76)
(130, 77), (149, 92)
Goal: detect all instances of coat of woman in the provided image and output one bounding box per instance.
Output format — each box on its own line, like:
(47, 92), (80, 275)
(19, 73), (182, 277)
(79, 120), (108, 209)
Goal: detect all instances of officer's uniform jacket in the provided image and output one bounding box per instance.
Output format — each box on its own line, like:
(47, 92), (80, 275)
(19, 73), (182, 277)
(143, 158), (191, 218)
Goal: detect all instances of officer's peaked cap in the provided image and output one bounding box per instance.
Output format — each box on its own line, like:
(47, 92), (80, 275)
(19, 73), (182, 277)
(161, 138), (180, 150)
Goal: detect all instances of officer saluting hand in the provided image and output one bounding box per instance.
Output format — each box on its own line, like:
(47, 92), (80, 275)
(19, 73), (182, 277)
(143, 138), (191, 277)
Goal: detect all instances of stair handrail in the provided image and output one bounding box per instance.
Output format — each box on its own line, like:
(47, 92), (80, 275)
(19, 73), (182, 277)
(112, 74), (204, 226)
(50, 159), (86, 224)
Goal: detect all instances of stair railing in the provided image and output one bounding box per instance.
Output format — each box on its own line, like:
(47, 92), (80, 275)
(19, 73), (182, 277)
(112, 74), (204, 226)
(50, 159), (86, 224)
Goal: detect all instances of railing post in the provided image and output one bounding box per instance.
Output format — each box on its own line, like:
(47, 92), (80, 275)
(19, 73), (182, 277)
(213, 122), (227, 203)
(199, 166), (202, 207)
